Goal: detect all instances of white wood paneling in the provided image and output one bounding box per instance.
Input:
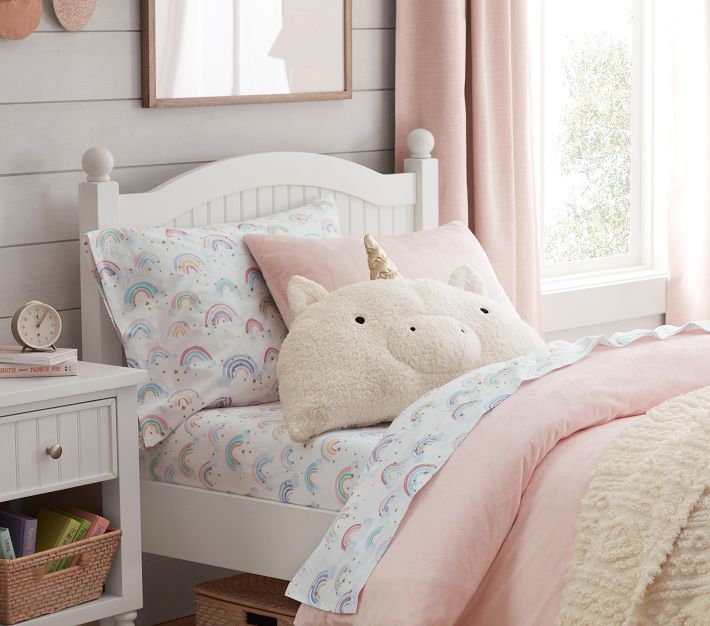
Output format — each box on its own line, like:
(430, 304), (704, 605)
(0, 91), (393, 175)
(0, 29), (393, 104)
(0, 150), (393, 248)
(37, 0), (395, 32)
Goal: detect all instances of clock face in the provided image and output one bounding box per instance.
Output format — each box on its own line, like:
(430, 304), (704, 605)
(12, 301), (62, 350)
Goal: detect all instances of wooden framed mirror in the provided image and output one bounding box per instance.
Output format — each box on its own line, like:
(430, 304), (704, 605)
(141, 0), (352, 108)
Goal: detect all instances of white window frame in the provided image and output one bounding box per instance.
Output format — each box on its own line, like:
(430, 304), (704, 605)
(533, 0), (667, 335)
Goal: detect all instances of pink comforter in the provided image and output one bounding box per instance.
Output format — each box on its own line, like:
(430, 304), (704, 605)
(296, 331), (710, 625)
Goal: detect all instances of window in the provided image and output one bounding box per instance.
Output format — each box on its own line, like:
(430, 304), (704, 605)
(530, 0), (654, 281)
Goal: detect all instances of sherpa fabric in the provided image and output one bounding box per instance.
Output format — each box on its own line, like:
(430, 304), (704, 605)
(557, 386), (710, 625)
(277, 266), (542, 442)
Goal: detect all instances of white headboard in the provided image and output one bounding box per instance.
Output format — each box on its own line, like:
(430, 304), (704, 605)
(79, 128), (439, 365)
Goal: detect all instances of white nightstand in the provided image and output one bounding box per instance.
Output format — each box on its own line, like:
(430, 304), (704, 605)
(0, 362), (146, 626)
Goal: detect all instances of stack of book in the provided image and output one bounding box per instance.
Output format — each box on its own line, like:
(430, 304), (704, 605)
(0, 346), (77, 378)
(0, 508), (110, 570)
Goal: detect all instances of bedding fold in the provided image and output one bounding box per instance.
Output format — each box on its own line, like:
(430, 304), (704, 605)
(294, 328), (710, 625)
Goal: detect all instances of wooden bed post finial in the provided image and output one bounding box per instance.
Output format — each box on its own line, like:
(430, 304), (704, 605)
(82, 146), (114, 182)
(404, 129), (438, 230)
(407, 128), (435, 159)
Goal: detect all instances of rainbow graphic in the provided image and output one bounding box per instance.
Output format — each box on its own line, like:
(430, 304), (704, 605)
(125, 319), (153, 341)
(204, 303), (237, 328)
(304, 462), (318, 493)
(260, 296), (279, 318)
(366, 525), (384, 550)
(410, 402), (433, 424)
(288, 213), (312, 224)
(271, 423), (288, 440)
(96, 228), (126, 249)
(165, 228), (187, 238)
(340, 523), (361, 551)
(94, 260), (120, 279)
(309, 571), (329, 605)
(237, 223), (265, 233)
(140, 415), (168, 439)
(254, 453), (273, 489)
(137, 382), (164, 404)
(163, 464), (176, 483)
(205, 397), (232, 410)
(134, 251), (159, 268)
(168, 388), (200, 410)
(447, 390), (473, 408)
(126, 357), (140, 369)
(179, 345), (213, 366)
(263, 347), (279, 367)
(335, 466), (354, 505)
(148, 456), (161, 481)
(177, 443), (195, 478)
(184, 413), (204, 433)
(370, 433), (396, 463)
(245, 318), (264, 336)
(147, 347), (170, 366)
(215, 278), (240, 296)
(380, 461), (402, 487)
(379, 494), (395, 518)
(209, 422), (226, 445)
(413, 434), (441, 456)
(486, 394), (511, 411)
(321, 219), (338, 235)
(174, 252), (204, 275)
(267, 224), (289, 235)
(320, 437), (341, 461)
(334, 590), (353, 613)
(124, 281), (159, 306)
(225, 434), (244, 470)
(452, 400), (480, 420)
(245, 267), (266, 291)
(280, 445), (294, 468)
(203, 233), (238, 251)
(404, 464), (436, 497)
(171, 291), (200, 311)
(335, 565), (349, 591)
(199, 462), (215, 489)
(168, 321), (190, 338)
(223, 354), (257, 381)
(279, 479), (295, 503)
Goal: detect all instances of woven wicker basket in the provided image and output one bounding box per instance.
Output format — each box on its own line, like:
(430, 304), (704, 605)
(195, 574), (299, 626)
(0, 529), (121, 625)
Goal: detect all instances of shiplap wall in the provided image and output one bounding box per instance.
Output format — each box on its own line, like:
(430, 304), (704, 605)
(0, 0), (395, 353)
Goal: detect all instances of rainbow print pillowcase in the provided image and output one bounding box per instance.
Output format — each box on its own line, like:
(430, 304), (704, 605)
(84, 199), (340, 448)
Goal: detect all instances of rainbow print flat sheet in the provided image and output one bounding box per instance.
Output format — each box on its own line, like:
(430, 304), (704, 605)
(140, 402), (387, 511)
(286, 322), (710, 614)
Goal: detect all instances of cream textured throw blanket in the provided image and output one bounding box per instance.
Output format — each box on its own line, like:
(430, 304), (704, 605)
(558, 386), (710, 625)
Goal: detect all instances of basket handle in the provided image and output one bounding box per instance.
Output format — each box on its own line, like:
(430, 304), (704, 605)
(33, 551), (94, 581)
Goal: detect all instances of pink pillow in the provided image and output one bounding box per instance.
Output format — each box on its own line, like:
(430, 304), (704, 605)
(244, 221), (515, 327)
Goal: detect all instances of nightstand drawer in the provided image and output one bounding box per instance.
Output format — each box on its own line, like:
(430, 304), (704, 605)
(0, 398), (117, 501)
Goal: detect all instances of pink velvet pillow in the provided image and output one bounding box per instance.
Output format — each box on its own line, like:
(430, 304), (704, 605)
(243, 221), (515, 327)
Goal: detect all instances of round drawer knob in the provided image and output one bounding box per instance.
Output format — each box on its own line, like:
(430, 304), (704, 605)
(45, 444), (63, 460)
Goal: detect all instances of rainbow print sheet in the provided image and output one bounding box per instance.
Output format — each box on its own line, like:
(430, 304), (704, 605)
(139, 402), (387, 511)
(286, 322), (710, 614)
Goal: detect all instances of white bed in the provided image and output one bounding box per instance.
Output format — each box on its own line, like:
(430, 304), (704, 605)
(78, 129), (439, 580)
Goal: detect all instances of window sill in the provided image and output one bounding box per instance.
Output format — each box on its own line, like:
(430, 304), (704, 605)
(541, 268), (668, 333)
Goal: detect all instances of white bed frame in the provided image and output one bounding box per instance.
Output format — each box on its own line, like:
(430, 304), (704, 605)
(79, 129), (439, 580)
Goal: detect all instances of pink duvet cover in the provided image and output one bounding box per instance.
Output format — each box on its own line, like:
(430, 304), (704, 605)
(296, 331), (710, 625)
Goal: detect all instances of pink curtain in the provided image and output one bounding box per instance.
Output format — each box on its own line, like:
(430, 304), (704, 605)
(395, 0), (542, 331)
(656, 1), (710, 324)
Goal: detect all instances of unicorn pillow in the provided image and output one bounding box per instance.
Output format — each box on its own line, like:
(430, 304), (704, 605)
(84, 199), (340, 448)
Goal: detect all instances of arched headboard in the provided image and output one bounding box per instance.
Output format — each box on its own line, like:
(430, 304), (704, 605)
(79, 129), (439, 364)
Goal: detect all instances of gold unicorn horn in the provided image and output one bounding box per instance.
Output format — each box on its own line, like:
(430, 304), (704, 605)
(364, 234), (402, 280)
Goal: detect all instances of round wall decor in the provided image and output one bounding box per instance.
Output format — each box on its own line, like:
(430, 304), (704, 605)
(52, 0), (96, 32)
(0, 0), (41, 40)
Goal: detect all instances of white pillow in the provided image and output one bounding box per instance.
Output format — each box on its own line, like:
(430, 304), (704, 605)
(84, 199), (340, 448)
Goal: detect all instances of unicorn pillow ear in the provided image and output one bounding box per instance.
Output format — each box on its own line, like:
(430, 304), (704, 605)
(287, 275), (329, 319)
(448, 265), (487, 296)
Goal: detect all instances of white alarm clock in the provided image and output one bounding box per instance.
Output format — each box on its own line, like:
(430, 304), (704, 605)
(10, 301), (62, 351)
